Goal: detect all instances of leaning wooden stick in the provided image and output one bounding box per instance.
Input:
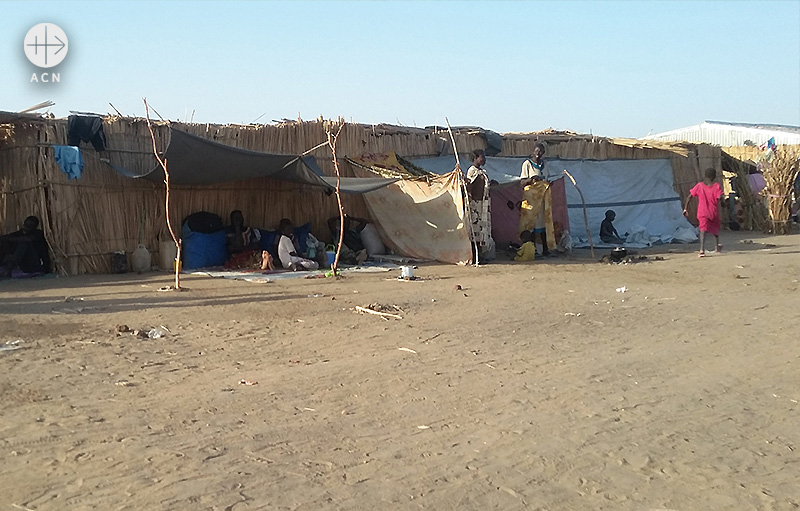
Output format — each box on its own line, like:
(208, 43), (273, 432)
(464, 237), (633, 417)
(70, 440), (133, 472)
(563, 169), (595, 259)
(445, 118), (480, 267)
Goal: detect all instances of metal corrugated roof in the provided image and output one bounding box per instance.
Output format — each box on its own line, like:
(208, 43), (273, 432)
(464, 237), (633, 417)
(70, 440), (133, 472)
(704, 120), (800, 134)
(642, 121), (800, 146)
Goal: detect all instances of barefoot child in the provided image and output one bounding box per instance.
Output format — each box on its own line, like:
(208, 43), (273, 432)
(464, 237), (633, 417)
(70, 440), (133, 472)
(684, 168), (723, 257)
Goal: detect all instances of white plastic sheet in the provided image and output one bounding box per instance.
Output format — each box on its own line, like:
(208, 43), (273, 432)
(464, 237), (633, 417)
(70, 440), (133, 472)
(556, 158), (696, 247)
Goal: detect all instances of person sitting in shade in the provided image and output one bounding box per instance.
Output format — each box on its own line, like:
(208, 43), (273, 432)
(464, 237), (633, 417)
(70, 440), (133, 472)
(224, 210), (274, 270)
(600, 210), (625, 244)
(0, 216), (51, 278)
(514, 230), (536, 261)
(277, 218), (319, 271)
(327, 215), (368, 265)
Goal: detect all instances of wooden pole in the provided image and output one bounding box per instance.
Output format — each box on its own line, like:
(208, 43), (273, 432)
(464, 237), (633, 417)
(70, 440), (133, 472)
(445, 118), (479, 267)
(144, 98), (182, 290)
(325, 120), (346, 276)
(563, 169), (595, 259)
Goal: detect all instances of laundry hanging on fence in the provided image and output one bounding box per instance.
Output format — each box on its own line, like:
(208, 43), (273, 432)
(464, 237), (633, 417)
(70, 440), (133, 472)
(67, 115), (107, 151)
(53, 145), (84, 180)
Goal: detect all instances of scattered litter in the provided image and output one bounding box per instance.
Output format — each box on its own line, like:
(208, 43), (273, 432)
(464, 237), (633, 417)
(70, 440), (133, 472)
(600, 252), (653, 265)
(392, 275), (424, 282)
(564, 312), (582, 317)
(355, 303), (403, 320)
(417, 425), (430, 430)
(454, 284), (462, 290)
(734, 274), (749, 280)
(397, 347), (417, 354)
(307, 294), (324, 298)
(616, 286), (627, 293)
(422, 333), (442, 343)
(735, 265), (745, 269)
(303, 407), (316, 412)
(115, 380), (135, 387)
(147, 326), (170, 339)
(485, 363), (495, 369)
(740, 239), (754, 244)
(1, 340), (24, 353)
(64, 296), (84, 302)
(157, 286), (174, 292)
(239, 379), (258, 386)
(754, 304), (769, 310)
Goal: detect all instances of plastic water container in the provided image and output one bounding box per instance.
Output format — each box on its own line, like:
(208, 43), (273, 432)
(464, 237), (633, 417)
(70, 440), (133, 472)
(401, 265), (414, 279)
(326, 251), (336, 267)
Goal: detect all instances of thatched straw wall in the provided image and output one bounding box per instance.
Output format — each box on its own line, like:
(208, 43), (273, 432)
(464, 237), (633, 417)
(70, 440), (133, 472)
(1, 115), (722, 275)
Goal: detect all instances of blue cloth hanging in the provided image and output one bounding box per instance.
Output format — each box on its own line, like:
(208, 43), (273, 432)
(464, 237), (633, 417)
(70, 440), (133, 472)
(54, 145), (84, 180)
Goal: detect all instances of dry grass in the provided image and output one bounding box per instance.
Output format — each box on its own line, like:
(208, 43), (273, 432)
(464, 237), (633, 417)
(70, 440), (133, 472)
(761, 145), (800, 234)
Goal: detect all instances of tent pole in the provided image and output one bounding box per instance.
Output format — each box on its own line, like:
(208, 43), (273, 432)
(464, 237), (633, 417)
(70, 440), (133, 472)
(563, 169), (595, 259)
(301, 140), (329, 157)
(445, 118), (480, 267)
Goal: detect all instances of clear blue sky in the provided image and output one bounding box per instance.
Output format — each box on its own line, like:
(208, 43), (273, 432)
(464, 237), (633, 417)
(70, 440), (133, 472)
(3, 0), (799, 138)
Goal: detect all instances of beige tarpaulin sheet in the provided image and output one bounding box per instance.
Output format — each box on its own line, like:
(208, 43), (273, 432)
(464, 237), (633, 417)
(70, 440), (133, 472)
(352, 165), (472, 264)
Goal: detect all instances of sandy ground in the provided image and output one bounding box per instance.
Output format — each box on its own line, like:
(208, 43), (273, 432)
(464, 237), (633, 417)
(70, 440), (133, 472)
(1, 230), (798, 511)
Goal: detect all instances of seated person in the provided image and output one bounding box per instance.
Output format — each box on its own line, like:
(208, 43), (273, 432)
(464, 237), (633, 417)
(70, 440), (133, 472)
(327, 215), (368, 265)
(514, 230), (536, 261)
(226, 210), (261, 254)
(224, 210), (273, 270)
(600, 210), (625, 244)
(277, 218), (319, 271)
(0, 216), (51, 278)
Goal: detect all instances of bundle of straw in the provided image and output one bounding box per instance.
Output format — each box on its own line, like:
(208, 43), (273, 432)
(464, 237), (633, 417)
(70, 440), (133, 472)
(761, 145), (800, 234)
(722, 151), (768, 231)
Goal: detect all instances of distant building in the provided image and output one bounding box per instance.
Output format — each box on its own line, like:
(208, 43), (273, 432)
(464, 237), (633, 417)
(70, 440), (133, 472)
(642, 121), (800, 147)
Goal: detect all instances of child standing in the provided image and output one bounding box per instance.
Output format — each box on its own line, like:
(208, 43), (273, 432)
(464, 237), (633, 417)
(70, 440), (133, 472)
(684, 168), (723, 257)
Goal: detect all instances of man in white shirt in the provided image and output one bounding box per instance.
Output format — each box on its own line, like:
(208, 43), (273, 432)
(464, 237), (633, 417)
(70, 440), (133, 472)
(277, 218), (319, 271)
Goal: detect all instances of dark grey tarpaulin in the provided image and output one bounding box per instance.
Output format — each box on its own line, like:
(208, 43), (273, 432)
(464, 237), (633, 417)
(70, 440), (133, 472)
(137, 128), (396, 193)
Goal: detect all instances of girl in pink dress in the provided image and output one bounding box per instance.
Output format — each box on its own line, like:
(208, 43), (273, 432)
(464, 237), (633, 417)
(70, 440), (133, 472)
(683, 168), (723, 257)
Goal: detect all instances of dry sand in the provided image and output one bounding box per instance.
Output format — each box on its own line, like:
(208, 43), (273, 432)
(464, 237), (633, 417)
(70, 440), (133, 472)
(1, 231), (798, 511)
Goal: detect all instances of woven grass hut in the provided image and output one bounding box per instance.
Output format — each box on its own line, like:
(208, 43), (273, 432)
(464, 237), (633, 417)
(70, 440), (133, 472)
(1, 113), (721, 275)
